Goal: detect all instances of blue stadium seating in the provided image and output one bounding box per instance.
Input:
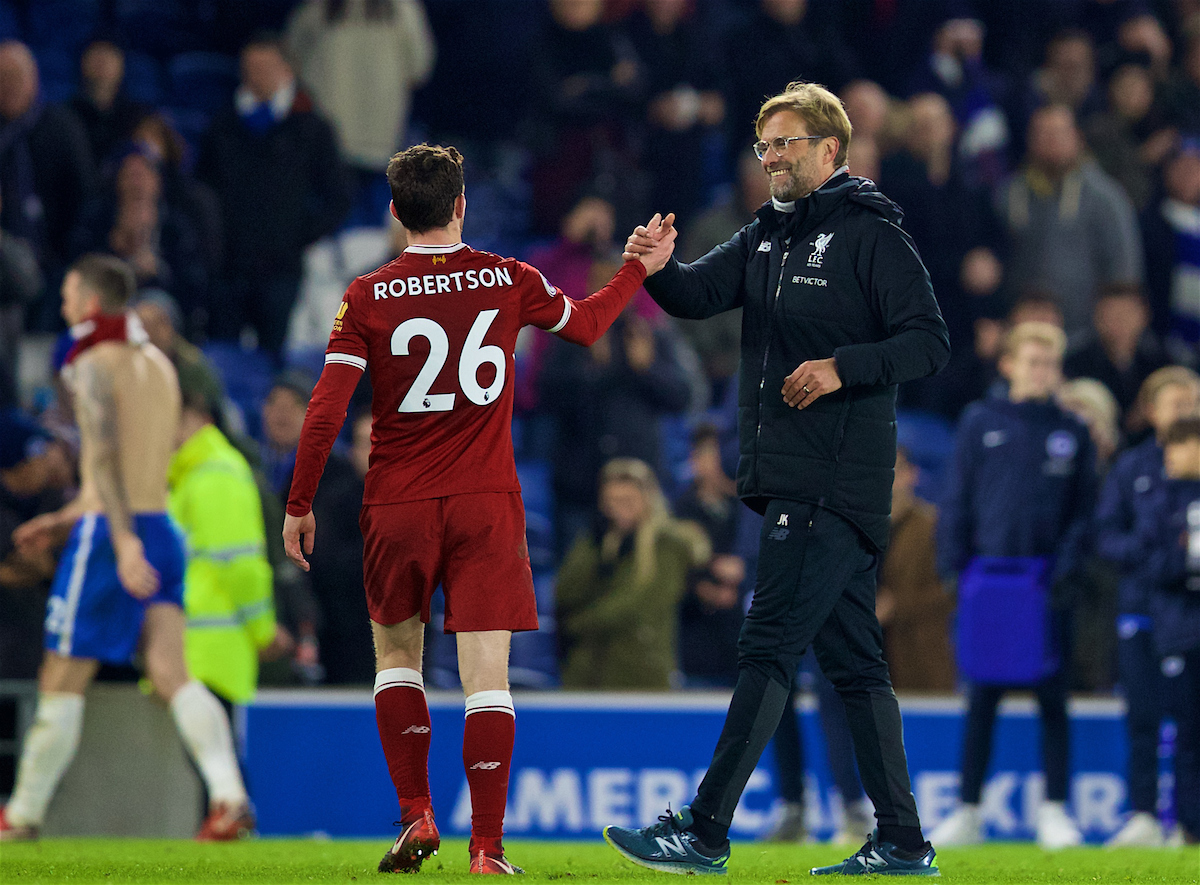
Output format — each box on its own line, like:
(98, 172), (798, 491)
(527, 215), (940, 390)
(167, 51), (237, 115)
(32, 47), (76, 105)
(26, 0), (98, 54)
(0, 2), (21, 41)
(113, 0), (199, 58)
(201, 342), (275, 441)
(122, 51), (165, 106)
(896, 409), (958, 505)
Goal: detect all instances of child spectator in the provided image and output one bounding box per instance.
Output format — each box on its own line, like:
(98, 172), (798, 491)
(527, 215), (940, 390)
(1137, 416), (1200, 846)
(933, 321), (1098, 848)
(1096, 366), (1200, 846)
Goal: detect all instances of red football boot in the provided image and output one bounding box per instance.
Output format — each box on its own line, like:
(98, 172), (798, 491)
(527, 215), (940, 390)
(469, 850), (524, 874)
(0, 806), (38, 842)
(196, 802), (256, 841)
(378, 806), (440, 873)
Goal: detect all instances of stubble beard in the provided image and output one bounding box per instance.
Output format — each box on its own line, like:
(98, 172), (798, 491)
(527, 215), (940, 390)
(768, 158), (817, 202)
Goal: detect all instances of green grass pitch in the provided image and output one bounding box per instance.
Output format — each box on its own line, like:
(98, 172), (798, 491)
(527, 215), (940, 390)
(0, 839), (1197, 884)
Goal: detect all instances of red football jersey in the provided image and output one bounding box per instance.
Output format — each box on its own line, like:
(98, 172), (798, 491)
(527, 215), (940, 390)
(287, 241), (645, 517)
(329, 242), (581, 504)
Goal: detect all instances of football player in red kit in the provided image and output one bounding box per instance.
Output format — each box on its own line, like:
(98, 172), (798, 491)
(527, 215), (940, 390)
(282, 144), (676, 875)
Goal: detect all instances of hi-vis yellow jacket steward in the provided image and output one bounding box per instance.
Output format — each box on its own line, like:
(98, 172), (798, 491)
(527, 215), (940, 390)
(168, 424), (275, 703)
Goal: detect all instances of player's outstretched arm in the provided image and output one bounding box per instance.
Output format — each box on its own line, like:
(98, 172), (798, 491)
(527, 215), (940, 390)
(282, 510), (316, 572)
(547, 214), (677, 348)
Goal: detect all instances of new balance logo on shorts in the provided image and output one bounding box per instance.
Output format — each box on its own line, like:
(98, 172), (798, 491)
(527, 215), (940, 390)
(401, 726), (431, 735)
(470, 761), (501, 770)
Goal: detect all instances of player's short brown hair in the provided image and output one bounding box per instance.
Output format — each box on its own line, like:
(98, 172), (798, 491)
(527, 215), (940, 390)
(69, 254), (136, 311)
(1001, 321), (1067, 360)
(756, 81), (852, 168)
(387, 144), (464, 233)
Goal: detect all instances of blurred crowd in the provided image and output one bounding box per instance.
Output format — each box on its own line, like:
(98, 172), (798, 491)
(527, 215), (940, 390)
(2, 0), (1200, 709)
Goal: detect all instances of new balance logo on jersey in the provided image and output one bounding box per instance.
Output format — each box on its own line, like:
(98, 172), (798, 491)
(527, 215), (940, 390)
(654, 835), (688, 857)
(808, 232), (834, 267)
(470, 761), (502, 770)
(401, 725), (431, 735)
(757, 240), (772, 253)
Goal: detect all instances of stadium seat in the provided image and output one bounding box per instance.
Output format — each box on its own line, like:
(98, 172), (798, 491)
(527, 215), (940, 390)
(0, 2), (21, 41)
(896, 409), (957, 505)
(26, 0), (97, 53)
(122, 51), (165, 106)
(32, 47), (75, 105)
(168, 51), (238, 115)
(516, 460), (555, 572)
(201, 342), (275, 441)
(113, 0), (199, 57)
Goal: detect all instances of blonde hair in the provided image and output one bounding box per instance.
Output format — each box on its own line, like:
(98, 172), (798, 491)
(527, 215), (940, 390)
(598, 458), (709, 584)
(1137, 365), (1200, 409)
(1057, 378), (1120, 456)
(756, 81), (852, 168)
(1001, 320), (1067, 360)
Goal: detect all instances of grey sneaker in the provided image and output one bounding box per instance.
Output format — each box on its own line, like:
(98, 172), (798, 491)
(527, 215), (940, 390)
(811, 833), (940, 876)
(604, 806), (730, 876)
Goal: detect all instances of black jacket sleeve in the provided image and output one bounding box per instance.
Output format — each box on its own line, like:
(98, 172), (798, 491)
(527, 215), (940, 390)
(834, 216), (951, 388)
(643, 229), (750, 319)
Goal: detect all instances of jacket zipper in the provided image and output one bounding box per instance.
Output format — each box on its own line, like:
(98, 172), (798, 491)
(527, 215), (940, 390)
(756, 244), (789, 488)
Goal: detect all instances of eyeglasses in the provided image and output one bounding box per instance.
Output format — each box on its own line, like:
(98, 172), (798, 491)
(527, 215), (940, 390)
(753, 135), (826, 159)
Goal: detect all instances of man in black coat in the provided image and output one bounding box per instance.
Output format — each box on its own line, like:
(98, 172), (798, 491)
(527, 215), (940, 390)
(605, 81), (949, 877)
(197, 35), (352, 361)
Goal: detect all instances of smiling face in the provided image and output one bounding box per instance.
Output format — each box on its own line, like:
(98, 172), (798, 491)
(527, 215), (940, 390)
(759, 110), (834, 201)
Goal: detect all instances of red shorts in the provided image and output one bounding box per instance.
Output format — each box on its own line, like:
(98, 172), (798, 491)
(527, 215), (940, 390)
(360, 492), (538, 633)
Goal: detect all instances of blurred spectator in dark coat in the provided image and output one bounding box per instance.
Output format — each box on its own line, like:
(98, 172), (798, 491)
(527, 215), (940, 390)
(196, 35), (352, 359)
(622, 0), (725, 223)
(881, 92), (1002, 418)
(1084, 62), (1175, 213)
(1011, 30), (1104, 156)
(540, 305), (691, 556)
(259, 370), (314, 499)
(1160, 18), (1200, 137)
(1141, 144), (1200, 365)
(0, 410), (75, 678)
(674, 422), (740, 556)
(0, 187), (41, 382)
(133, 113), (223, 315)
(722, 0), (857, 172)
(678, 553), (746, 689)
(307, 409), (374, 684)
(841, 79), (897, 157)
(1063, 284), (1169, 424)
(68, 37), (149, 166)
(876, 446), (954, 693)
(906, 16), (1010, 188)
(998, 104), (1143, 339)
(0, 41), (94, 327)
(70, 147), (208, 317)
(524, 0), (644, 235)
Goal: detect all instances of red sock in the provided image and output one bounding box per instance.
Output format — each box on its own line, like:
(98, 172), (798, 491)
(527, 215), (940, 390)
(463, 690), (515, 855)
(374, 668), (431, 817)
